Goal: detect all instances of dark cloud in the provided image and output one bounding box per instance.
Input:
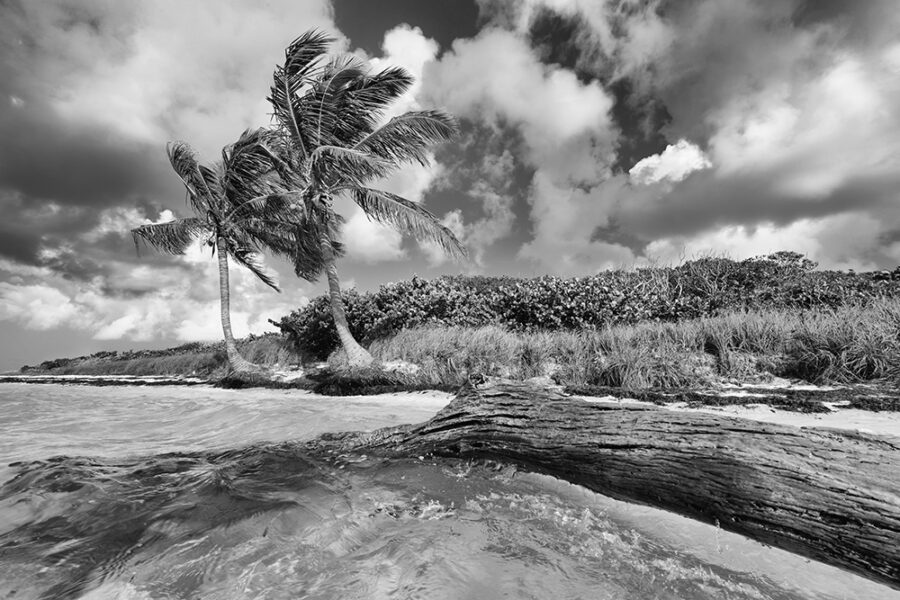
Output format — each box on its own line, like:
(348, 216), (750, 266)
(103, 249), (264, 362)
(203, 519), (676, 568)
(791, 0), (896, 45)
(590, 218), (646, 257)
(426, 120), (534, 260)
(0, 188), (193, 286)
(618, 171), (900, 243)
(0, 223), (42, 265)
(528, 8), (597, 82)
(607, 78), (670, 173)
(333, 0), (479, 54)
(0, 98), (177, 208)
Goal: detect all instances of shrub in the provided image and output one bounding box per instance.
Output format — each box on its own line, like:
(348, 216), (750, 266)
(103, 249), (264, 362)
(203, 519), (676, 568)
(274, 253), (900, 360)
(367, 299), (900, 389)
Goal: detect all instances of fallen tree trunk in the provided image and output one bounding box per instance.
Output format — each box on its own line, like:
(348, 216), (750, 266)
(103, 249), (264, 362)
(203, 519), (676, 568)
(308, 379), (900, 588)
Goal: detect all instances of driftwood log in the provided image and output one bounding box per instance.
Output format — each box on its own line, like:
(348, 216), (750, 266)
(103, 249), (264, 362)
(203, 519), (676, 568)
(308, 379), (900, 588)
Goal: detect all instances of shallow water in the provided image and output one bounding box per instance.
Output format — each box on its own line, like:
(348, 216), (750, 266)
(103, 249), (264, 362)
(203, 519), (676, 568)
(0, 382), (897, 600)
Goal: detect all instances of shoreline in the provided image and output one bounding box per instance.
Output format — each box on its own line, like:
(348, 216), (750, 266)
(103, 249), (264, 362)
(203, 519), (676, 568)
(4, 374), (900, 438)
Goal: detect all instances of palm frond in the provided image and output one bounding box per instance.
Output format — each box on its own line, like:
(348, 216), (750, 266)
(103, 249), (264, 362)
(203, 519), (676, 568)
(288, 210), (346, 281)
(281, 30), (335, 80)
(269, 30), (336, 160)
(227, 243), (281, 291)
(354, 110), (459, 166)
(255, 131), (308, 190)
(131, 217), (207, 256)
(312, 56), (370, 143)
(310, 145), (392, 187)
(199, 163), (225, 203)
(166, 142), (216, 215)
(352, 188), (467, 260)
(342, 66), (413, 122)
(223, 191), (307, 226)
(222, 128), (285, 204)
(310, 66), (415, 149)
(278, 56), (371, 155)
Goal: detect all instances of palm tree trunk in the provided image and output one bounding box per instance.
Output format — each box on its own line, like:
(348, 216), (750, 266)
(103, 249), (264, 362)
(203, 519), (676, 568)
(321, 236), (374, 368)
(216, 237), (257, 374)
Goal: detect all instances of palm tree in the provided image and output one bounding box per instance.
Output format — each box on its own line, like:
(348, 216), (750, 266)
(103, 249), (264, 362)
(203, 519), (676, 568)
(266, 30), (467, 367)
(132, 129), (305, 375)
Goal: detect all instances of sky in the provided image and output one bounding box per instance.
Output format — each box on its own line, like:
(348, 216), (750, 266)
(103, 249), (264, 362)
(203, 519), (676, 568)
(1, 0), (899, 371)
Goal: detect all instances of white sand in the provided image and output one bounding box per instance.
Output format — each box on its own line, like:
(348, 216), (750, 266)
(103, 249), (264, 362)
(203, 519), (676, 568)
(579, 394), (900, 439)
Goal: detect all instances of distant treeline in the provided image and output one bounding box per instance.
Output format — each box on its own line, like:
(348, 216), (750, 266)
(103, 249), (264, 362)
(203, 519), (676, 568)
(274, 252), (900, 361)
(19, 335), (295, 376)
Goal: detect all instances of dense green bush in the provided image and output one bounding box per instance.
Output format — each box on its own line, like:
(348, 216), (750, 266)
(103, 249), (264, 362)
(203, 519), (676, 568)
(274, 253), (900, 360)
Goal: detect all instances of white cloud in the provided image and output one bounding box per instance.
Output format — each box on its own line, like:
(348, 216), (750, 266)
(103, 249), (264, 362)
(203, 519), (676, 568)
(0, 283), (79, 329)
(629, 140), (711, 185)
(372, 24), (439, 110)
(0, 232), (308, 342)
(341, 209), (406, 263)
(645, 213), (885, 271)
(421, 209), (469, 267)
(11, 0), (337, 157)
(428, 149), (517, 267)
(519, 173), (638, 274)
(82, 206), (175, 243)
(476, 0), (900, 273)
(424, 27), (615, 169)
(341, 25), (450, 264)
(421, 27), (619, 273)
(708, 55), (900, 198)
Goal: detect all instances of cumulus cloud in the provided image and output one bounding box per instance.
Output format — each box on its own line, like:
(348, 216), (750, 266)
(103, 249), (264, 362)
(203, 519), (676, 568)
(340, 25), (451, 264)
(424, 27), (615, 178)
(0, 260), (303, 344)
(341, 210), (407, 263)
(1, 0), (337, 156)
(424, 148), (518, 267)
(420, 26), (620, 274)
(646, 213), (887, 272)
(474, 0), (900, 272)
(0, 207), (306, 342)
(518, 172), (639, 273)
(629, 140), (711, 185)
(0, 283), (80, 330)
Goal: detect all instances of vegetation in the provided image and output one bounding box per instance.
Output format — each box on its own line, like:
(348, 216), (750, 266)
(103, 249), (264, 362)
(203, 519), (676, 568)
(131, 129), (304, 375)
(263, 31), (465, 367)
(19, 335), (299, 378)
(365, 299), (900, 389)
(275, 252), (900, 359)
(24, 255), (900, 402)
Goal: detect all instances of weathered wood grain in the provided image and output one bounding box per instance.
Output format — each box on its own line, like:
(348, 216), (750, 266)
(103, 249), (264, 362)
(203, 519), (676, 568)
(307, 379), (900, 588)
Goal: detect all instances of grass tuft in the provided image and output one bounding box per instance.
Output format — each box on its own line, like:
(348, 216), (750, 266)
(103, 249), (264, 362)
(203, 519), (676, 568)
(368, 299), (900, 390)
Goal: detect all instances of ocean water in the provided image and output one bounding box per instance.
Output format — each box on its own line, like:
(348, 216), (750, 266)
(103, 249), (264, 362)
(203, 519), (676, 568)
(0, 382), (896, 600)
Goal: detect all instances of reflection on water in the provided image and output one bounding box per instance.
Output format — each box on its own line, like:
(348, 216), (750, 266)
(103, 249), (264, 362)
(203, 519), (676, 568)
(0, 383), (897, 600)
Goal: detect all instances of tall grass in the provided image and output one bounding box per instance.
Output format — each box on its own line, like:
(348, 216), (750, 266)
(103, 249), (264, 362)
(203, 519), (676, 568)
(367, 299), (900, 389)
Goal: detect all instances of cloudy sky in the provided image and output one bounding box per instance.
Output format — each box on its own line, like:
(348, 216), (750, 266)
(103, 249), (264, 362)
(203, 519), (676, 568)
(1, 0), (899, 371)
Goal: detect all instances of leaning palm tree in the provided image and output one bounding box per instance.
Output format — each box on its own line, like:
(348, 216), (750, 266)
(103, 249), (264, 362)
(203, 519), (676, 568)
(132, 129), (306, 375)
(266, 30), (467, 367)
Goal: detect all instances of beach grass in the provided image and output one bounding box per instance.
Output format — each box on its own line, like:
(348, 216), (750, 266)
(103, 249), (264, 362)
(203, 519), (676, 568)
(366, 298), (900, 389)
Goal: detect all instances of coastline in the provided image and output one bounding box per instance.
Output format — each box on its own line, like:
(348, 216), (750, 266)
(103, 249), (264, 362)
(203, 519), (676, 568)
(4, 373), (899, 438)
